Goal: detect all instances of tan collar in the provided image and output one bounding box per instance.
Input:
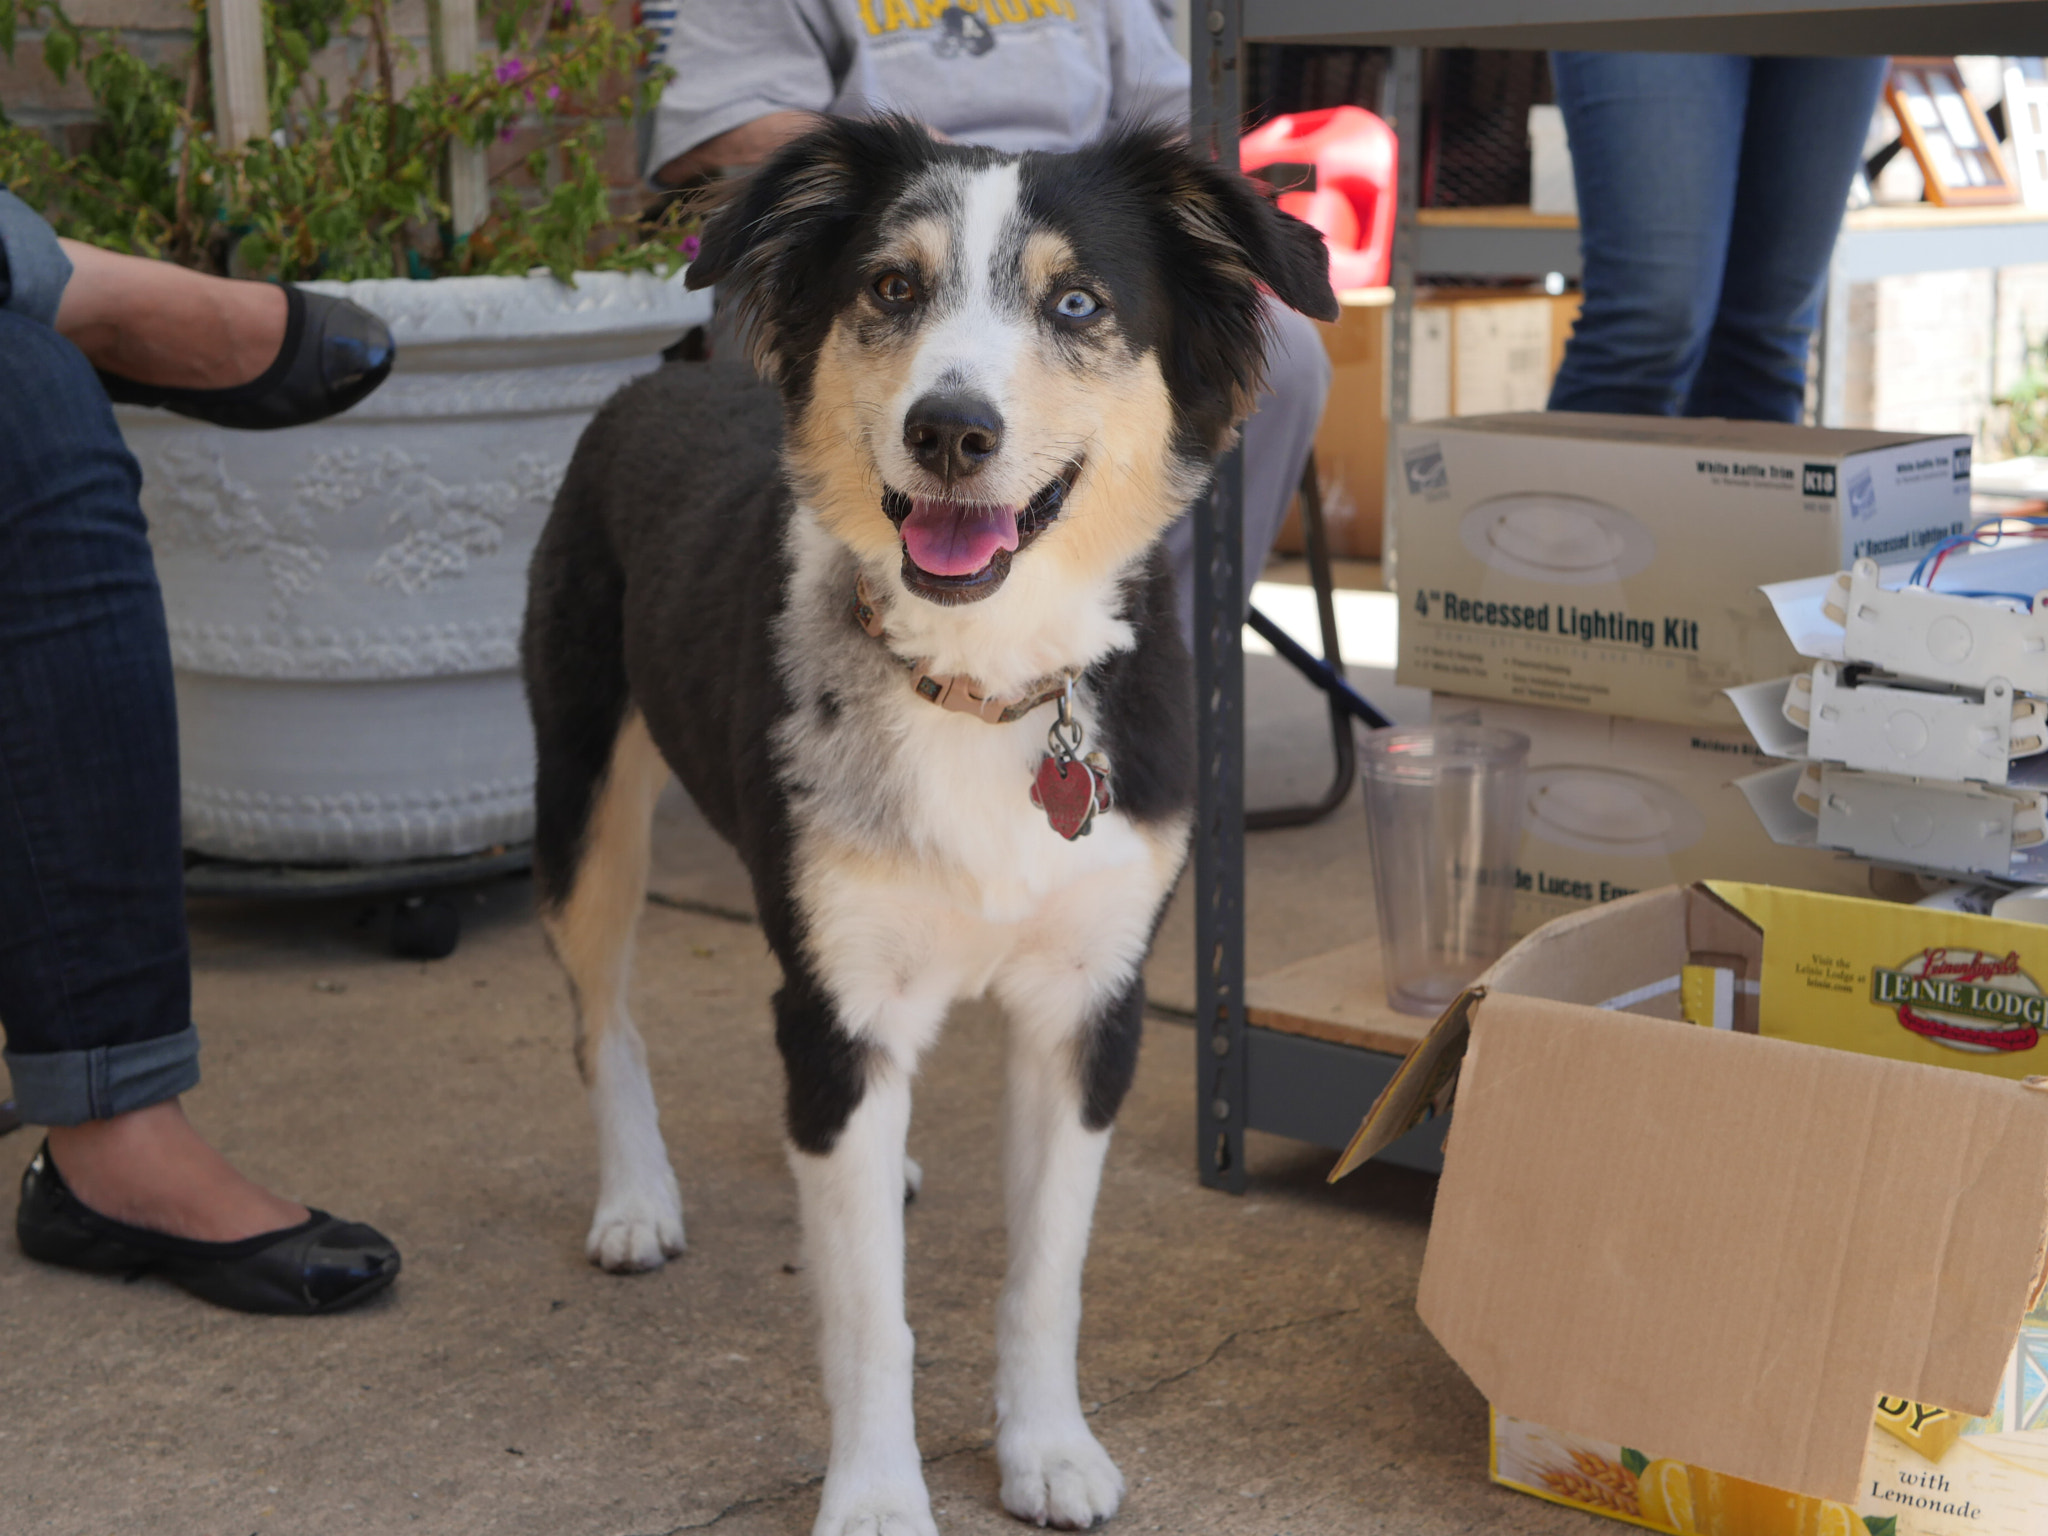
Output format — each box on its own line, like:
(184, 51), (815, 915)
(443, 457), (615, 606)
(854, 576), (1078, 726)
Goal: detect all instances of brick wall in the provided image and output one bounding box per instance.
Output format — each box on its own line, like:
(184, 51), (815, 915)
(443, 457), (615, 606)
(2, 0), (199, 150)
(1839, 263), (2048, 455)
(2, 0), (653, 230)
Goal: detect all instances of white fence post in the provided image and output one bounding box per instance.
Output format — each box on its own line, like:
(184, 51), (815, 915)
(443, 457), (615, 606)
(427, 0), (489, 234)
(206, 0), (269, 148)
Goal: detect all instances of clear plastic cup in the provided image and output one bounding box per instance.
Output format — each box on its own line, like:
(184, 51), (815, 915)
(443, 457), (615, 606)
(1360, 724), (1530, 1016)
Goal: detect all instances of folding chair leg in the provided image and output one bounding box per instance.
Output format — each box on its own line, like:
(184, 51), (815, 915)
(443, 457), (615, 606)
(1247, 457), (1361, 831)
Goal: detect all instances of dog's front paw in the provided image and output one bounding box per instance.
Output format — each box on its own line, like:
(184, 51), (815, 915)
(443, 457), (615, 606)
(998, 1422), (1124, 1530)
(585, 1185), (685, 1273)
(812, 1479), (937, 1536)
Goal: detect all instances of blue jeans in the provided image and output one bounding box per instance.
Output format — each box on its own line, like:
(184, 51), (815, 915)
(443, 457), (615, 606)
(1547, 53), (1888, 422)
(0, 298), (203, 1126)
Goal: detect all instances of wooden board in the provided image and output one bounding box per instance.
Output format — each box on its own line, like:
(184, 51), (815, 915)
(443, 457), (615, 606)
(1842, 201), (2048, 230)
(1246, 940), (1437, 1057)
(1417, 205), (1579, 229)
(1421, 203), (2048, 232)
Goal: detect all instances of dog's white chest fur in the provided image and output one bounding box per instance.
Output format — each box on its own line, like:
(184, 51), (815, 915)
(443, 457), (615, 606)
(772, 516), (1181, 1058)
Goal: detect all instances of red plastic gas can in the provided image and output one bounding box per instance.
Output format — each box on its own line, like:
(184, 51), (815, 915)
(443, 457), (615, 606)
(1240, 105), (1397, 293)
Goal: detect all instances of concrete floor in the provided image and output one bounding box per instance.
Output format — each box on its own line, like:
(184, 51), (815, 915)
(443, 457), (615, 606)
(0, 655), (1599, 1536)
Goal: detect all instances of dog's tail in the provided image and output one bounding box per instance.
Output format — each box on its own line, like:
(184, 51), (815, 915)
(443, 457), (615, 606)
(522, 409), (633, 917)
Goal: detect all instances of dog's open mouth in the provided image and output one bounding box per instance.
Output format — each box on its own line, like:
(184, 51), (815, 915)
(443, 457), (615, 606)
(884, 459), (1082, 604)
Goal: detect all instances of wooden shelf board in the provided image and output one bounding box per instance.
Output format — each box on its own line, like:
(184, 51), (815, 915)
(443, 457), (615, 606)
(1417, 202), (2048, 233)
(1417, 205), (1580, 229)
(1246, 939), (1436, 1058)
(1844, 201), (2048, 230)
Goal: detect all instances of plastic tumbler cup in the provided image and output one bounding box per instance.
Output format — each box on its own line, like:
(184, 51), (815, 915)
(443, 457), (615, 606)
(1360, 724), (1530, 1016)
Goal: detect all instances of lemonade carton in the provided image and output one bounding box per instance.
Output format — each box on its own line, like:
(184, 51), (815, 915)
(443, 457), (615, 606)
(1490, 1281), (2048, 1536)
(1335, 883), (2048, 1524)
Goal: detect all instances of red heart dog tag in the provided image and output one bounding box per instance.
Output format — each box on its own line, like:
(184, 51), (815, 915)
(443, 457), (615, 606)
(1030, 754), (1100, 840)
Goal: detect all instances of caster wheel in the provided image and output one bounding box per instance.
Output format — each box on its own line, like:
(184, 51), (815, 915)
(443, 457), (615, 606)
(391, 894), (460, 960)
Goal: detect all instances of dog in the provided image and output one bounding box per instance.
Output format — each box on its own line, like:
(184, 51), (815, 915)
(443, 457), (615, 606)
(521, 115), (1335, 1535)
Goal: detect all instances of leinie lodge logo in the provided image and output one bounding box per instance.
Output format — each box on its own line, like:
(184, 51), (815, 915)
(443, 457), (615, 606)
(1870, 948), (2045, 1052)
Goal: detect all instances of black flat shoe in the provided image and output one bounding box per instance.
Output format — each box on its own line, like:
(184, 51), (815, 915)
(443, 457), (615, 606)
(15, 1140), (399, 1315)
(99, 285), (395, 431)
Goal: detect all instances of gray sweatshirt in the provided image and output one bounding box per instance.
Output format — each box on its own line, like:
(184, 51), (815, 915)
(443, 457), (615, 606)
(648, 0), (1189, 179)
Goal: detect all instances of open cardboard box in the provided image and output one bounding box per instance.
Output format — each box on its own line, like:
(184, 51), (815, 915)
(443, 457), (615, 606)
(1336, 882), (2048, 1532)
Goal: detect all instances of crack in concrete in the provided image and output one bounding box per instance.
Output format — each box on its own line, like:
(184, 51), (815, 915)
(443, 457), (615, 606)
(1086, 1305), (1364, 1417)
(630, 1308), (1359, 1534)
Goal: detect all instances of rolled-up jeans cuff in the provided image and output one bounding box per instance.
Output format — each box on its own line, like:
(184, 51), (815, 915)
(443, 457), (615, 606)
(0, 188), (74, 326)
(3, 1025), (201, 1127)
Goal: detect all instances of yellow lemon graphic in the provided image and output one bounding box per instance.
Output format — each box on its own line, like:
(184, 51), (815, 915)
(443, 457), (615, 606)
(1689, 1469), (1802, 1536)
(1635, 1458), (1696, 1533)
(1688, 1468), (1860, 1536)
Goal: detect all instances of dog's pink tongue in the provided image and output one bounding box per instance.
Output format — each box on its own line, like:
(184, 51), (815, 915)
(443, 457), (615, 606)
(901, 497), (1020, 577)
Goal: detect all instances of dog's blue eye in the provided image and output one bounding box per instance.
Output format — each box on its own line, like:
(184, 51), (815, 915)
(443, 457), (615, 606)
(1054, 289), (1100, 319)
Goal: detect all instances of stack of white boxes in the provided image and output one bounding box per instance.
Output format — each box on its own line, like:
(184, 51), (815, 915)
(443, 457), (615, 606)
(1392, 412), (1975, 937)
(1728, 549), (2048, 883)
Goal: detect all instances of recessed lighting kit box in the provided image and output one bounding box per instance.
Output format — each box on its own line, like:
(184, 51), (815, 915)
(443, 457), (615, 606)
(1337, 881), (2048, 1536)
(1431, 694), (1871, 937)
(1392, 414), (1971, 728)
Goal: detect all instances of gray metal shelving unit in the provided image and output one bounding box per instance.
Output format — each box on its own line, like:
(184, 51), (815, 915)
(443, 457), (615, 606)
(1191, 0), (2048, 1193)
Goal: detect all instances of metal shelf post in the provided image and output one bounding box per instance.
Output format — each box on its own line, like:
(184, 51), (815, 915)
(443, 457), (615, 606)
(1193, 1), (1251, 1192)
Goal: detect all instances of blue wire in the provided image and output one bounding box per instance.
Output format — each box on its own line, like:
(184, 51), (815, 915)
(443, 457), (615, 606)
(1910, 515), (2048, 593)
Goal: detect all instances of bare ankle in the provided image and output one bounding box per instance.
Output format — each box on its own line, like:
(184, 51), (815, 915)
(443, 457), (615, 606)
(47, 1101), (309, 1243)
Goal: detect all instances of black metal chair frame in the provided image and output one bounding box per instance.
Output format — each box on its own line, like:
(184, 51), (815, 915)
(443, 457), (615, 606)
(1244, 456), (1392, 831)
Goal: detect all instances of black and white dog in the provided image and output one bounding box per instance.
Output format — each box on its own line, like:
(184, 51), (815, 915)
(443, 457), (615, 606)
(522, 117), (1335, 1534)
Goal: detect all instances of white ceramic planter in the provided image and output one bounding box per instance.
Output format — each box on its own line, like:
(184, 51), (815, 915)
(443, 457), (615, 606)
(119, 268), (710, 864)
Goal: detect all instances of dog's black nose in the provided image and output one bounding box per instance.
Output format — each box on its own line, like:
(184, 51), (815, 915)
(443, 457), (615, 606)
(904, 393), (1004, 482)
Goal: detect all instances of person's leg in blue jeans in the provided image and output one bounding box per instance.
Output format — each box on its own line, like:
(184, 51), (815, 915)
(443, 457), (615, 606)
(0, 309), (317, 1243)
(1548, 53), (1752, 416)
(0, 311), (196, 1107)
(1683, 55), (1889, 421)
(0, 202), (397, 1311)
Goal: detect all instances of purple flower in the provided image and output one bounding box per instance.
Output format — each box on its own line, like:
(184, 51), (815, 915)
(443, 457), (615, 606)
(558, 0), (577, 15)
(545, 84), (562, 103)
(681, 234), (700, 259)
(499, 124), (516, 141)
(494, 57), (525, 84)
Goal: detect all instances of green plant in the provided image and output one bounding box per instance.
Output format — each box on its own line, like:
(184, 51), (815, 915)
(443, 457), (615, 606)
(2000, 335), (2048, 460)
(0, 0), (691, 281)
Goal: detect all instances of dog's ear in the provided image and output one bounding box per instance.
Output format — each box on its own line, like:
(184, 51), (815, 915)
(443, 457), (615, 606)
(1164, 143), (1341, 326)
(1105, 127), (1339, 455)
(686, 115), (934, 384)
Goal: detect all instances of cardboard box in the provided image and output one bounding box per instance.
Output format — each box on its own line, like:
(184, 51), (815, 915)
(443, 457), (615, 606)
(1431, 694), (1872, 938)
(1286, 289), (1392, 561)
(1392, 414), (1973, 728)
(1411, 291), (1559, 421)
(1337, 882), (2048, 1531)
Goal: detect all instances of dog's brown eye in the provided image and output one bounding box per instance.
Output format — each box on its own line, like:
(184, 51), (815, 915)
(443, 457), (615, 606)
(874, 271), (918, 306)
